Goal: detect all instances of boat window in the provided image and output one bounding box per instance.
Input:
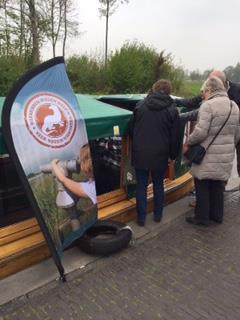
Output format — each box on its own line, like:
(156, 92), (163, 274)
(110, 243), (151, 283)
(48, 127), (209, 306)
(0, 156), (32, 227)
(89, 137), (122, 196)
(0, 136), (127, 227)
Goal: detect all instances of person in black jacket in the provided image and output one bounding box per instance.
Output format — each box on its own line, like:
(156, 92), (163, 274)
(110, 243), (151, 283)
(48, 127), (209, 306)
(132, 79), (180, 226)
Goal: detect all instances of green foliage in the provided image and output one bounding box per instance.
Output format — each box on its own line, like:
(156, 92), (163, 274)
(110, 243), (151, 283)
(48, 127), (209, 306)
(0, 55), (29, 96)
(107, 42), (159, 93)
(177, 80), (202, 98)
(99, 0), (129, 17)
(66, 55), (107, 93)
(158, 62), (185, 94)
(0, 42), (186, 96)
(107, 42), (184, 94)
(187, 63), (240, 84)
(224, 63), (240, 82)
(31, 174), (67, 246)
(189, 70), (202, 81)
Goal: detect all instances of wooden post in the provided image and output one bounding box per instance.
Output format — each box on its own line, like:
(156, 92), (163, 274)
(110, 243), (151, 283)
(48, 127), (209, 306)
(168, 160), (175, 181)
(120, 136), (129, 189)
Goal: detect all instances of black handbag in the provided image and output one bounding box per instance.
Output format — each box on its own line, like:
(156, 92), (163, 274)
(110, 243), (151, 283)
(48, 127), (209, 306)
(184, 102), (233, 165)
(184, 144), (206, 164)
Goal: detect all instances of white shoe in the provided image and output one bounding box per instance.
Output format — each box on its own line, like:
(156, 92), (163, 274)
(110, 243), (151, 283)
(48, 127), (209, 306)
(225, 177), (240, 192)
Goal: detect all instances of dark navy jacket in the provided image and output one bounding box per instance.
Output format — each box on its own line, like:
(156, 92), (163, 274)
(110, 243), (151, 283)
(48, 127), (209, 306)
(132, 93), (180, 170)
(228, 81), (240, 107)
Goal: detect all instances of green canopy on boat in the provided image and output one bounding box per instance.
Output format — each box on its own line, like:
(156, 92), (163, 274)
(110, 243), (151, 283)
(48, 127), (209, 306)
(97, 94), (147, 101)
(0, 94), (133, 155)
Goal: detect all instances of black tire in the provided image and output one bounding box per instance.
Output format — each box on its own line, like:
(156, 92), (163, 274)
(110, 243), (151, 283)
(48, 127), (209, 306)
(77, 220), (132, 255)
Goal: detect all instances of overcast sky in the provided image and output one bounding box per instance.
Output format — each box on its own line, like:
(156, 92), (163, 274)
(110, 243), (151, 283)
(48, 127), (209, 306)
(44, 0), (240, 72)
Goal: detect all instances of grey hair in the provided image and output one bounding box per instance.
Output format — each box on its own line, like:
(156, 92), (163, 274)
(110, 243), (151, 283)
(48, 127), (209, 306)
(210, 70), (228, 89)
(202, 76), (225, 94)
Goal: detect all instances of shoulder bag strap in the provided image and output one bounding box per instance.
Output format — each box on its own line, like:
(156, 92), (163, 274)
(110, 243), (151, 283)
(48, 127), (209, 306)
(206, 101), (233, 150)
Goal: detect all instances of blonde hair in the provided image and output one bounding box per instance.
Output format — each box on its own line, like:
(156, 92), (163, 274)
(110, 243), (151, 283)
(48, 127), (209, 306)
(80, 144), (94, 179)
(202, 76), (225, 94)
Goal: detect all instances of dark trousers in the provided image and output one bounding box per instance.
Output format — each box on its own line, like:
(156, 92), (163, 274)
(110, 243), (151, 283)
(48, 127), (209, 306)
(135, 168), (166, 223)
(236, 141), (240, 177)
(194, 178), (224, 223)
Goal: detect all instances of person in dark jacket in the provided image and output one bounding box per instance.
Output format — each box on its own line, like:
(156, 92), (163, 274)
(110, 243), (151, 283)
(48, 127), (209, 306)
(225, 79), (240, 177)
(132, 79), (180, 226)
(175, 70), (240, 177)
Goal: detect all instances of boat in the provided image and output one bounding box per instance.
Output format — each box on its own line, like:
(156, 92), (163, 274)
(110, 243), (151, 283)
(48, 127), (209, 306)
(0, 94), (193, 279)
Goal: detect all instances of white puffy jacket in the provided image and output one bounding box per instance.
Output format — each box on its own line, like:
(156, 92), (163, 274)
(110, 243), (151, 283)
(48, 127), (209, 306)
(188, 90), (240, 181)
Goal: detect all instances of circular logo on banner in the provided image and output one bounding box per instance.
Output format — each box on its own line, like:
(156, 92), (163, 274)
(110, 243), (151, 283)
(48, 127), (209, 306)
(24, 93), (76, 148)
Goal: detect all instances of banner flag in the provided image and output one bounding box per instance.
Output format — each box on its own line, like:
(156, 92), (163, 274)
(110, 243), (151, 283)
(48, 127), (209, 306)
(2, 57), (98, 280)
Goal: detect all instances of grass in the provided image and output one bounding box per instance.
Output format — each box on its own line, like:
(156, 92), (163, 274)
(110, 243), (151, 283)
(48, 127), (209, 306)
(175, 80), (203, 98)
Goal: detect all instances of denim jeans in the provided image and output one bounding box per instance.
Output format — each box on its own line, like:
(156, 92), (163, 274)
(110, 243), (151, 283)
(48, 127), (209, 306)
(135, 168), (166, 223)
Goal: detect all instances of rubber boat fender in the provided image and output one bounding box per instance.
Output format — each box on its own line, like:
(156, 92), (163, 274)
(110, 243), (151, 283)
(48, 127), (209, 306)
(76, 220), (133, 255)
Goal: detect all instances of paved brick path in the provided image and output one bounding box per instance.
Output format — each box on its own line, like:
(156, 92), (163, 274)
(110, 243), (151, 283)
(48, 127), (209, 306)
(1, 191), (240, 320)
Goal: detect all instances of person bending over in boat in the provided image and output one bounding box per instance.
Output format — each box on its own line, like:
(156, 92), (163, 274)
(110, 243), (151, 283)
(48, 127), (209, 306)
(131, 79), (180, 226)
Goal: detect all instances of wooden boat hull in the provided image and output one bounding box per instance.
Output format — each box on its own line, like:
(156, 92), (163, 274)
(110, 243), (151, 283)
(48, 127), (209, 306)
(0, 172), (193, 280)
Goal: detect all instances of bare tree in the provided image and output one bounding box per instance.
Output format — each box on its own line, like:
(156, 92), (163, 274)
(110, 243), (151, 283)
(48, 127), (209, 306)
(0, 0), (79, 63)
(41, 0), (79, 58)
(99, 0), (129, 66)
(62, 0), (79, 57)
(1, 0), (41, 64)
(154, 50), (172, 81)
(19, 0), (24, 55)
(40, 0), (63, 57)
(26, 0), (40, 65)
(62, 0), (67, 57)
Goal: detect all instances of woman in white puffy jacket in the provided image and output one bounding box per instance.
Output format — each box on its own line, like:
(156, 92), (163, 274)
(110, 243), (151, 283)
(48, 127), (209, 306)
(184, 76), (240, 226)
